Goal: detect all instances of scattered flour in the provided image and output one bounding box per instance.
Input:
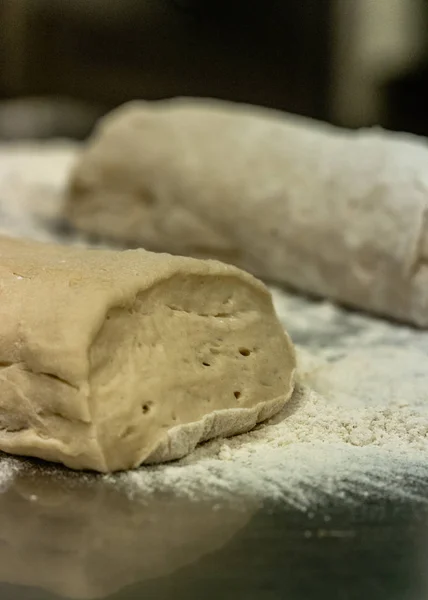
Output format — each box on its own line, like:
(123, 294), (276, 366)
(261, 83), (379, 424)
(105, 347), (428, 508)
(1, 142), (428, 510)
(0, 458), (21, 493)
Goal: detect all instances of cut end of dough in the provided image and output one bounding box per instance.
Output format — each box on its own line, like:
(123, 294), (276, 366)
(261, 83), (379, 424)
(0, 236), (295, 472)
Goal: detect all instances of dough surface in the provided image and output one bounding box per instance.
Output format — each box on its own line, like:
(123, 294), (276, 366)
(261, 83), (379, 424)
(0, 236), (295, 472)
(65, 98), (428, 326)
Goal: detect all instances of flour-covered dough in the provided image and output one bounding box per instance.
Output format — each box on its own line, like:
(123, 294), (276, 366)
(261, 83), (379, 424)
(66, 98), (428, 326)
(0, 236), (295, 472)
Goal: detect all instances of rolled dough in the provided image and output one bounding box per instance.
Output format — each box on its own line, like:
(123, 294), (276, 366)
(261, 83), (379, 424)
(65, 98), (428, 326)
(0, 236), (295, 472)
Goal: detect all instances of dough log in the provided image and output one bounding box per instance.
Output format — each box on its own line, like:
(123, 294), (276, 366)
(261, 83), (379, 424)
(66, 98), (428, 326)
(0, 236), (295, 472)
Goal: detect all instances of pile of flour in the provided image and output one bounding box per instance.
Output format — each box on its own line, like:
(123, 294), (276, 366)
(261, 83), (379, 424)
(1, 142), (428, 510)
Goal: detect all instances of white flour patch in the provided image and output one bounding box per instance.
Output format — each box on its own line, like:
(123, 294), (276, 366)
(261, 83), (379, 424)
(0, 457), (21, 493)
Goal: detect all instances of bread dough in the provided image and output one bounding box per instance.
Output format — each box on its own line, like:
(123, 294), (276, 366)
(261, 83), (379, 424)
(65, 98), (428, 326)
(0, 236), (295, 472)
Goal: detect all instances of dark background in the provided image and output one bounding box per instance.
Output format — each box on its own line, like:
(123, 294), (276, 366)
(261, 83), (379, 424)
(1, 0), (428, 140)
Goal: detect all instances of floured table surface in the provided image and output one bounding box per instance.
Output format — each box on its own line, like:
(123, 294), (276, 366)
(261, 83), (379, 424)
(1, 142), (428, 600)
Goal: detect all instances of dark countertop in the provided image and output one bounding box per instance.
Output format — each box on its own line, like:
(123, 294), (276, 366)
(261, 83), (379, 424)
(1, 460), (428, 600)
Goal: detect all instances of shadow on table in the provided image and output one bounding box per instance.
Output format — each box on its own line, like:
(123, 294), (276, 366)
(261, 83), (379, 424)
(1, 459), (428, 600)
